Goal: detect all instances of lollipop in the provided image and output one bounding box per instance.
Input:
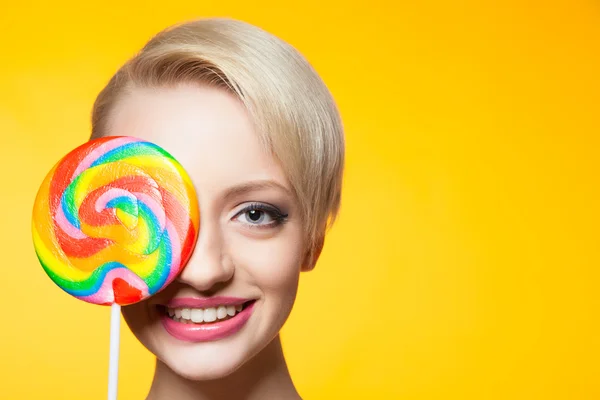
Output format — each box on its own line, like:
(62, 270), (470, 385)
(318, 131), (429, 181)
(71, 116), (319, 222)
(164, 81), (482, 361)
(32, 136), (199, 399)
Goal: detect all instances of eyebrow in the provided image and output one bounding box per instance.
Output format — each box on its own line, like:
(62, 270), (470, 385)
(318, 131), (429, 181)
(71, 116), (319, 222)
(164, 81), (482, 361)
(222, 179), (292, 202)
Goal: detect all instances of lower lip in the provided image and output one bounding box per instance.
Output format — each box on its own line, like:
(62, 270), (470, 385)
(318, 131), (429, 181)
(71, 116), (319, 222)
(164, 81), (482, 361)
(160, 302), (255, 342)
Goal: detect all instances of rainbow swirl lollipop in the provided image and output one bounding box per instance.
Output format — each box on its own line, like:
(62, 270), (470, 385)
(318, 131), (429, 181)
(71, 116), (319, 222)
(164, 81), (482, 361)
(32, 136), (199, 305)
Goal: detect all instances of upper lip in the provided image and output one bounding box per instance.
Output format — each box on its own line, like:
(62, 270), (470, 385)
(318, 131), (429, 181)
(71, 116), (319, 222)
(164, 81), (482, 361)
(164, 297), (253, 309)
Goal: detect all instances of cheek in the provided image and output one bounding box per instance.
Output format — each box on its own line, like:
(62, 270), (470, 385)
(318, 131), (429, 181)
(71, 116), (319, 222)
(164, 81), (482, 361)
(121, 301), (153, 342)
(230, 232), (304, 295)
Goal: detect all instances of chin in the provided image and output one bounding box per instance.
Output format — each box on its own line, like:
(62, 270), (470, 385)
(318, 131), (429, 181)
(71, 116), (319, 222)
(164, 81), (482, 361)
(122, 298), (290, 382)
(157, 343), (252, 381)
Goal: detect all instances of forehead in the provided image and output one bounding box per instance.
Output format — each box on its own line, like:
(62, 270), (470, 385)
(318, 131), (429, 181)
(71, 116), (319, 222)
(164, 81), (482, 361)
(105, 84), (289, 194)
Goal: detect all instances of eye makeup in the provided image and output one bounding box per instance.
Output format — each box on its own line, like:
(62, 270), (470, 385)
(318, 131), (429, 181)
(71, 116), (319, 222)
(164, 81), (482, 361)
(232, 202), (289, 229)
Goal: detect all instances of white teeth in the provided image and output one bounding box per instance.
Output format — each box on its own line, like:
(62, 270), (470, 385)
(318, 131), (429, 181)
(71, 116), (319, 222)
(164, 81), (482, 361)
(166, 302), (249, 323)
(191, 309), (204, 323)
(204, 308), (217, 322)
(217, 306), (228, 319)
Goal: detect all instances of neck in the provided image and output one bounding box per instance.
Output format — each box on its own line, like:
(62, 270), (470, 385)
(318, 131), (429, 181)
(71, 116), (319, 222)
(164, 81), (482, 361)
(146, 335), (301, 400)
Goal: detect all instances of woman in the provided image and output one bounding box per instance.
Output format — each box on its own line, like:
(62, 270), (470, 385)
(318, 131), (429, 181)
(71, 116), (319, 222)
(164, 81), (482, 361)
(91, 18), (344, 399)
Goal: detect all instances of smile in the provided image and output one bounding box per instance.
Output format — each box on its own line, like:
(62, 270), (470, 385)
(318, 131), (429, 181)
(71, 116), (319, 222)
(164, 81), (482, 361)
(164, 303), (247, 323)
(158, 298), (256, 342)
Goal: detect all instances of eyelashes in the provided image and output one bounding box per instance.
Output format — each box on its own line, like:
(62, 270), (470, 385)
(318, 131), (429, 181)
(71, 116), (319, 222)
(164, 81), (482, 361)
(232, 202), (289, 229)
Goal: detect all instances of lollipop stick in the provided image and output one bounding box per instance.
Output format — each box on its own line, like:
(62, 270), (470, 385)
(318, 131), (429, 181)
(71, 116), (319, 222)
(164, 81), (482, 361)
(108, 303), (121, 400)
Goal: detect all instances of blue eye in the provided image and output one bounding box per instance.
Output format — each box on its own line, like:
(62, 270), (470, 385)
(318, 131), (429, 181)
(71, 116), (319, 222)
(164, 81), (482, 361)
(233, 203), (288, 228)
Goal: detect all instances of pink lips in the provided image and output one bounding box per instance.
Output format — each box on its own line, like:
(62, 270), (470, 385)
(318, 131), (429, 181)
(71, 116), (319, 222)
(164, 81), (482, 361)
(160, 297), (255, 342)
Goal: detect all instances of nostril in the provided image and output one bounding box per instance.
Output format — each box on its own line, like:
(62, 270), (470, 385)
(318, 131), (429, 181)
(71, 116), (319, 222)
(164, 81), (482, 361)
(176, 257), (235, 291)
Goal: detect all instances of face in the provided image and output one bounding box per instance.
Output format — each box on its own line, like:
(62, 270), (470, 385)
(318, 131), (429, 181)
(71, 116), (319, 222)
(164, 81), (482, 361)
(106, 83), (312, 380)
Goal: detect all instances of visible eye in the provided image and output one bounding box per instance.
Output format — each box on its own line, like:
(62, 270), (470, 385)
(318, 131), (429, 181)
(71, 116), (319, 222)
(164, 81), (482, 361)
(232, 202), (288, 229)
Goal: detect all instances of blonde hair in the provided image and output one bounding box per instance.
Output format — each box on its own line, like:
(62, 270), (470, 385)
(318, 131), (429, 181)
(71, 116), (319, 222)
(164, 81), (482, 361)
(91, 18), (344, 261)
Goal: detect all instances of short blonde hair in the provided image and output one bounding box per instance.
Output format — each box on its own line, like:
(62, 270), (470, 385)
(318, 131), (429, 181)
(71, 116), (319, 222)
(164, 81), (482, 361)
(91, 18), (344, 261)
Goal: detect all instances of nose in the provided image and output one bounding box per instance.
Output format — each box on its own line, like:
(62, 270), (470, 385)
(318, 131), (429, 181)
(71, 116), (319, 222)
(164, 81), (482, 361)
(177, 220), (234, 291)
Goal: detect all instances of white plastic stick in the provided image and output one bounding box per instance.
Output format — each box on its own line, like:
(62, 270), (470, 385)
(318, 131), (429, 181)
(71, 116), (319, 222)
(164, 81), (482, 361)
(108, 303), (121, 400)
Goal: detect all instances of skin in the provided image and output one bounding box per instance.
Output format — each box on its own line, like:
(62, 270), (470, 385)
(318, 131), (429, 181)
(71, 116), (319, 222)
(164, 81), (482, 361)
(104, 83), (322, 400)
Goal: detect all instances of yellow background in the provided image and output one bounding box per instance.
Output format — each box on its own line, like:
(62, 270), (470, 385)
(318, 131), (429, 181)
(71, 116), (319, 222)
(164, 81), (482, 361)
(1, 1), (599, 399)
